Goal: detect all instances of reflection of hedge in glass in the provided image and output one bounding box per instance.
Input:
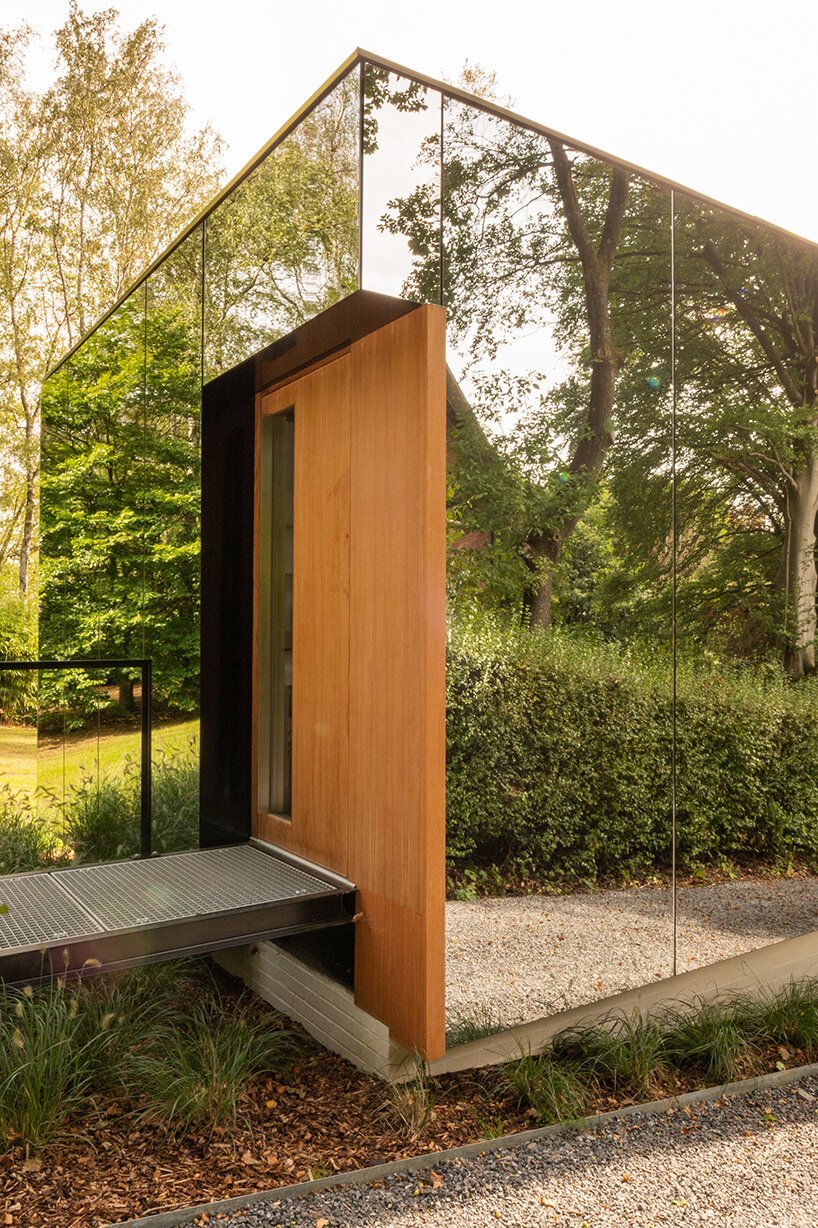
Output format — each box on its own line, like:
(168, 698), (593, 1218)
(447, 616), (818, 884)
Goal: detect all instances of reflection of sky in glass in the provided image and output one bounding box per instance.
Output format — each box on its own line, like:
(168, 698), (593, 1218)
(442, 101), (571, 440)
(361, 74), (441, 298)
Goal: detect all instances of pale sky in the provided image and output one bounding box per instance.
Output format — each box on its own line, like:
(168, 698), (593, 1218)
(5, 0), (817, 245)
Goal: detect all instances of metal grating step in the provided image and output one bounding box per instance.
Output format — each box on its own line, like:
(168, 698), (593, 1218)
(0, 875), (101, 949)
(52, 844), (334, 931)
(0, 842), (354, 984)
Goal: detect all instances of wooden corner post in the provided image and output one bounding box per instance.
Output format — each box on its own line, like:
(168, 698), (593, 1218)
(254, 299), (447, 1060)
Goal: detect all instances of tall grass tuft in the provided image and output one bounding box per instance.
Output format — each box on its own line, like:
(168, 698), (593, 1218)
(501, 1050), (591, 1125)
(61, 743), (199, 864)
(662, 998), (760, 1085)
(446, 1005), (505, 1049)
(0, 980), (125, 1148)
(0, 787), (63, 873)
(125, 995), (294, 1133)
(741, 979), (818, 1058)
(551, 1012), (668, 1099)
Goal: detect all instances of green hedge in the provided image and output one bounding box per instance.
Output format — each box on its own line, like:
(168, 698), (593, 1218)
(446, 617), (818, 884)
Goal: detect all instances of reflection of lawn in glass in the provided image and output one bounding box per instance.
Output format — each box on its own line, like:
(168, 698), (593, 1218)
(0, 725), (37, 794)
(0, 719), (198, 798)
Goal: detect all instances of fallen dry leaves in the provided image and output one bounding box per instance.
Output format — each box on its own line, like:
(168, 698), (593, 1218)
(0, 1027), (529, 1228)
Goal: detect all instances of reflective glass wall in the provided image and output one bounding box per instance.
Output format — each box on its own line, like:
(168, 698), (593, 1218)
(28, 53), (818, 1030)
(31, 66), (361, 869)
(360, 60), (818, 1032)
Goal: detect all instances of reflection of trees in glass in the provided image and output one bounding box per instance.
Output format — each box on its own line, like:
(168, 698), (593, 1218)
(41, 297), (146, 673)
(361, 66), (442, 301)
(144, 237), (202, 710)
(0, 8), (221, 619)
(40, 249), (201, 713)
(674, 204), (818, 678)
(384, 88), (818, 678)
(381, 98), (671, 635)
(204, 73), (359, 378)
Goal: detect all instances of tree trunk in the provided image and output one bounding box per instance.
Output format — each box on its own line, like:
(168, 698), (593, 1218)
(118, 676), (135, 711)
(18, 403), (37, 597)
(780, 453), (818, 679)
(521, 143), (628, 630)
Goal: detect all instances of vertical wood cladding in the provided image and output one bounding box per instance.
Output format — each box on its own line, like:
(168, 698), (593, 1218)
(255, 305), (446, 1059)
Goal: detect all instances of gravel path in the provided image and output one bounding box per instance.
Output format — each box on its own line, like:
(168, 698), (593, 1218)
(220, 1076), (818, 1227)
(446, 877), (818, 1028)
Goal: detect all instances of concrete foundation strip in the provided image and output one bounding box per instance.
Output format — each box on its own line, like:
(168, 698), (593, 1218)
(110, 1058), (818, 1228)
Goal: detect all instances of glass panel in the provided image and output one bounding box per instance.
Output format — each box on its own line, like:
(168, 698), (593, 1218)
(361, 64), (442, 301)
(441, 99), (674, 1032)
(267, 411), (294, 817)
(144, 228), (203, 853)
(673, 198), (818, 972)
(1, 357), (48, 869)
(203, 71), (360, 381)
(36, 664), (144, 863)
(0, 668), (42, 872)
(39, 291), (147, 862)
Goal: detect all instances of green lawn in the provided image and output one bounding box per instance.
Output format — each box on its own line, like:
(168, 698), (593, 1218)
(0, 718), (199, 799)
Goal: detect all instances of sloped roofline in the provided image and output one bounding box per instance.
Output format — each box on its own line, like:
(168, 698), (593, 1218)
(46, 47), (818, 380)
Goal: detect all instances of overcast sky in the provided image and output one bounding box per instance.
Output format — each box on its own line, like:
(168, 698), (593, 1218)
(5, 0), (817, 245)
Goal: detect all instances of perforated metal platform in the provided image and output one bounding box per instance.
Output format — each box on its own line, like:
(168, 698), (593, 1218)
(0, 841), (355, 984)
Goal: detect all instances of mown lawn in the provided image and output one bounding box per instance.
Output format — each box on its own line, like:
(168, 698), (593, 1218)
(0, 718), (199, 798)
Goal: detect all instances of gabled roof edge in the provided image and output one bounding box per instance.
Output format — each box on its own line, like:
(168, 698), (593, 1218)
(45, 47), (818, 382)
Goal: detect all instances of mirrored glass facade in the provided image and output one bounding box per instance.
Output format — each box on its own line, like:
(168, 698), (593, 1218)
(32, 53), (818, 1030)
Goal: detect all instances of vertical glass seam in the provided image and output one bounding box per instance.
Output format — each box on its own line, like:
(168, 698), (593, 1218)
(670, 188), (677, 979)
(200, 217), (207, 392)
(140, 279), (149, 663)
(357, 60), (365, 291)
(438, 93), (444, 307)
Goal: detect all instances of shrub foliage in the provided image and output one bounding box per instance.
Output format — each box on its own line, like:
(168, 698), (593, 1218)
(447, 616), (818, 884)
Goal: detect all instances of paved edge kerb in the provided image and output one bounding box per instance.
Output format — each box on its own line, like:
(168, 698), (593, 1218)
(109, 1059), (818, 1228)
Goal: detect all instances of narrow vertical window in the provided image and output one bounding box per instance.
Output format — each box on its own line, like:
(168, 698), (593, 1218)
(269, 409), (294, 815)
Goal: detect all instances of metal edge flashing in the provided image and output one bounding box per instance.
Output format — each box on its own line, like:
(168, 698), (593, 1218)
(1, 891), (355, 986)
(249, 836), (356, 894)
(109, 1059), (818, 1228)
(44, 47), (818, 384)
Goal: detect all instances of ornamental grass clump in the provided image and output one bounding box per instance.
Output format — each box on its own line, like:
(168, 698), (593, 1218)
(125, 994), (295, 1133)
(0, 787), (62, 874)
(0, 978), (125, 1149)
(661, 998), (760, 1085)
(741, 978), (818, 1059)
(501, 1050), (591, 1125)
(551, 1012), (669, 1100)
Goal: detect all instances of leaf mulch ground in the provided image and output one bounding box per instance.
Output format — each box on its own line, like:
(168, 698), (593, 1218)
(0, 1021), (534, 1228)
(0, 1004), (809, 1227)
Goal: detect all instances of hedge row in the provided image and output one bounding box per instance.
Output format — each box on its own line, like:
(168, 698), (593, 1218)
(446, 618), (818, 884)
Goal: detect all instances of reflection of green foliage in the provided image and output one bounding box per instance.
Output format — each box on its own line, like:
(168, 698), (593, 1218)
(362, 64), (431, 155)
(0, 787), (63, 874)
(204, 74), (359, 378)
(447, 612), (818, 884)
(40, 260), (201, 713)
(51, 741), (198, 863)
(0, 582), (36, 719)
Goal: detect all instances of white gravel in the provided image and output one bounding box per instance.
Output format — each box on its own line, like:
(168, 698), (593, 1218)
(446, 877), (818, 1029)
(221, 1076), (818, 1227)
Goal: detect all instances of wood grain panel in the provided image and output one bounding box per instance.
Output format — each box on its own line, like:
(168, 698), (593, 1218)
(254, 355), (351, 874)
(252, 305), (447, 1060)
(348, 306), (447, 1058)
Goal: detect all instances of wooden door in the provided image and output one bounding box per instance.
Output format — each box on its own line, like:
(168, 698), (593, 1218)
(253, 305), (446, 1060)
